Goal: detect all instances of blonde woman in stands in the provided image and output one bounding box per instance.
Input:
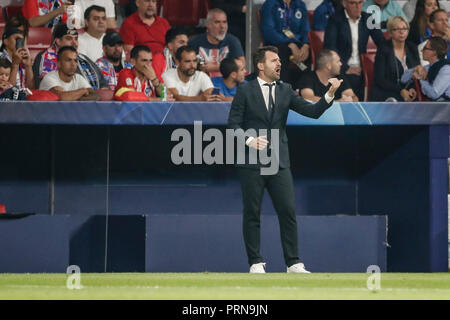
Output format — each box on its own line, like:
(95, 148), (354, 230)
(370, 16), (420, 101)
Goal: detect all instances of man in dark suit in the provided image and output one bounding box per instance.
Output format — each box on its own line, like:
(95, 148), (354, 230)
(323, 0), (385, 100)
(228, 46), (342, 273)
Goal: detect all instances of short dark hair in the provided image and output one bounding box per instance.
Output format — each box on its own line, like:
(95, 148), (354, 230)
(316, 49), (334, 70)
(0, 57), (12, 70)
(429, 9), (447, 23)
(219, 57), (239, 79)
(252, 46), (278, 73)
(57, 46), (77, 61)
(5, 14), (29, 38)
(84, 5), (106, 20)
(130, 45), (151, 60)
(165, 27), (188, 44)
(175, 45), (196, 61)
(428, 36), (448, 60)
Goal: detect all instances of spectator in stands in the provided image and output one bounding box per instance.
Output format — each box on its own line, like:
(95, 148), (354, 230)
(362, 0), (408, 30)
(78, 5), (108, 62)
(211, 57), (247, 101)
(120, 0), (170, 55)
(324, 0), (385, 101)
(0, 58), (13, 93)
(116, 45), (164, 100)
(96, 32), (132, 90)
(408, 0), (440, 45)
(260, 0), (310, 85)
(313, 0), (341, 31)
(39, 46), (99, 100)
(370, 16), (420, 101)
(22, 0), (69, 28)
(162, 46), (218, 101)
(189, 8), (245, 78)
(162, 27), (189, 73)
(297, 49), (357, 101)
(33, 23), (109, 90)
(402, 36), (450, 101)
(0, 28), (35, 89)
(211, 0), (247, 51)
(74, 0), (117, 28)
(418, 9), (450, 65)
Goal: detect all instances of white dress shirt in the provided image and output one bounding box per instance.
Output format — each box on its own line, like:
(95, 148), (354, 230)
(345, 10), (361, 67)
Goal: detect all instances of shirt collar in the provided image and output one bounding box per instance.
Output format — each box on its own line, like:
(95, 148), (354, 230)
(344, 9), (361, 23)
(257, 77), (276, 87)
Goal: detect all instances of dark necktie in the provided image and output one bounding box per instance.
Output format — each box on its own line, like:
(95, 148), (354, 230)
(264, 83), (275, 122)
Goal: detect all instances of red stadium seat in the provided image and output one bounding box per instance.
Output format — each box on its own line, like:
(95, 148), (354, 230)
(4, 5), (22, 19)
(199, 0), (211, 20)
(160, 0), (200, 26)
(27, 27), (52, 46)
(414, 78), (431, 101)
(367, 36), (377, 53)
(0, 6), (5, 27)
(360, 53), (375, 101)
(28, 46), (45, 63)
(308, 30), (324, 70)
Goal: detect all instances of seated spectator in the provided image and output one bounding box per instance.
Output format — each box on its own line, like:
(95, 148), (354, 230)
(4, 14), (30, 40)
(313, 0), (341, 31)
(370, 16), (420, 101)
(162, 46), (217, 101)
(78, 5), (108, 62)
(96, 32), (132, 90)
(33, 23), (109, 90)
(39, 46), (99, 100)
(0, 58), (13, 93)
(75, 0), (117, 28)
(297, 49), (357, 101)
(22, 0), (69, 28)
(408, 0), (440, 45)
(211, 57), (247, 101)
(189, 8), (245, 78)
(418, 9), (450, 65)
(362, 0), (408, 30)
(116, 45), (164, 100)
(120, 0), (170, 55)
(162, 27), (189, 73)
(260, 0), (310, 85)
(211, 0), (247, 51)
(0, 28), (35, 89)
(402, 37), (450, 101)
(324, 0), (385, 100)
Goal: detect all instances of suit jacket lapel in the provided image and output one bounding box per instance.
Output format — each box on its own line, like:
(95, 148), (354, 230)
(250, 80), (270, 123)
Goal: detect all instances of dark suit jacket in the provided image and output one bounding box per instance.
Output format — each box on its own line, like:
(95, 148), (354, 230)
(228, 79), (333, 169)
(323, 7), (386, 72)
(370, 39), (420, 101)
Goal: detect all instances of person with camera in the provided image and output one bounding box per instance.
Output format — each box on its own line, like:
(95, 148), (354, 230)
(0, 28), (35, 89)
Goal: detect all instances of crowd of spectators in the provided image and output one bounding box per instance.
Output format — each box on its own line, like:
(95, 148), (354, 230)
(0, 0), (448, 102)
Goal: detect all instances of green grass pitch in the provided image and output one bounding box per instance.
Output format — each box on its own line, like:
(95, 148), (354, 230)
(1, 273), (449, 300)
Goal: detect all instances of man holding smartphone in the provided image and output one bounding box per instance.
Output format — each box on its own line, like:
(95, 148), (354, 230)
(0, 28), (35, 89)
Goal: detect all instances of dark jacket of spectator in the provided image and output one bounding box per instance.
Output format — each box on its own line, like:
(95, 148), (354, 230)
(313, 0), (340, 30)
(370, 39), (420, 101)
(323, 6), (385, 73)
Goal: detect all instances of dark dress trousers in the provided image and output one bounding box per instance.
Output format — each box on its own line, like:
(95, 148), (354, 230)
(227, 79), (333, 266)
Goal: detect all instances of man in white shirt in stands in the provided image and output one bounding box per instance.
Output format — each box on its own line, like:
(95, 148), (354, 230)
(40, 46), (99, 101)
(162, 46), (220, 101)
(78, 5), (107, 62)
(74, 0), (116, 28)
